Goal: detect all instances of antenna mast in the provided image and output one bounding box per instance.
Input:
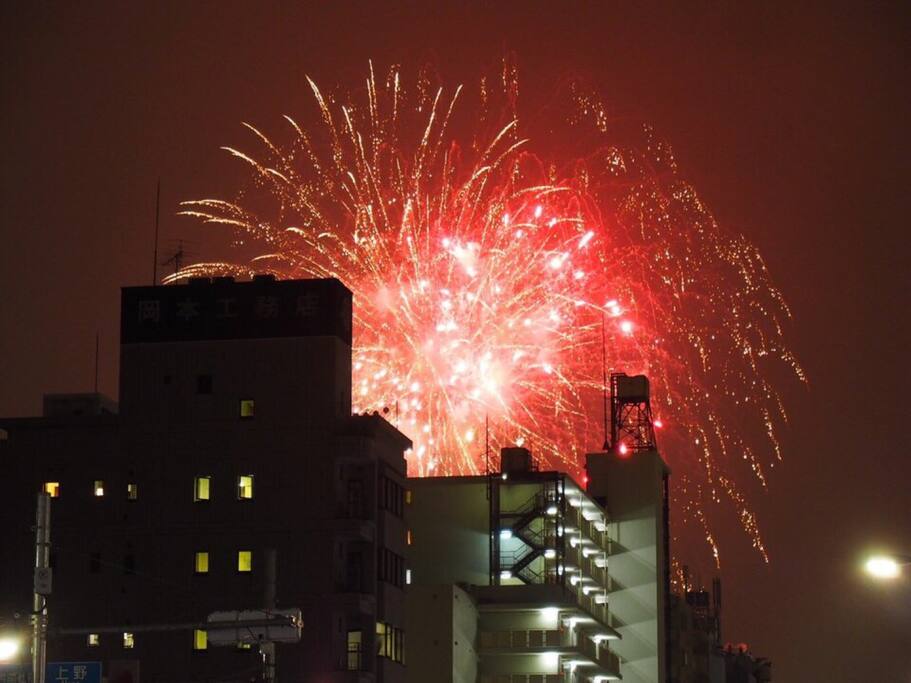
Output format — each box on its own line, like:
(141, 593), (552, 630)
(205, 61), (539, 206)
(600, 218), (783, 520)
(93, 333), (99, 393)
(152, 180), (161, 285)
(601, 311), (610, 451)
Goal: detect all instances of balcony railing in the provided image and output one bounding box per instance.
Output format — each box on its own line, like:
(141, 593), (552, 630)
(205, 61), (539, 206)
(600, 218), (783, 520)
(479, 628), (564, 650)
(479, 675), (562, 683)
(479, 628), (621, 679)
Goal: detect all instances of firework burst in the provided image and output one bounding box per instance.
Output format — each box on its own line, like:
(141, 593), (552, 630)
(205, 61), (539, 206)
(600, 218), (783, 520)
(174, 63), (803, 563)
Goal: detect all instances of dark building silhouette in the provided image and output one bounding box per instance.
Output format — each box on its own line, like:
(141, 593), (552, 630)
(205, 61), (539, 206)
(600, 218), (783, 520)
(0, 276), (410, 683)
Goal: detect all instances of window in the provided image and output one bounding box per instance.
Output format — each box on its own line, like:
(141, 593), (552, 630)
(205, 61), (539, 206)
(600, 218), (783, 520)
(197, 374), (213, 394)
(379, 476), (404, 517)
(123, 632), (134, 649)
(406, 530), (413, 546)
(87, 634), (100, 647)
(346, 630), (363, 671)
(377, 548), (405, 588)
(376, 622), (404, 664)
(344, 550), (363, 592)
(194, 476), (211, 502)
(237, 475), (254, 500)
(43, 482), (60, 498)
(237, 550), (252, 573)
(239, 399), (255, 419)
(195, 552), (209, 574)
(236, 642), (252, 651)
(193, 629), (207, 651)
(406, 569), (412, 585)
(346, 479), (364, 518)
(127, 483), (138, 500)
(93, 480), (105, 497)
(405, 489), (412, 505)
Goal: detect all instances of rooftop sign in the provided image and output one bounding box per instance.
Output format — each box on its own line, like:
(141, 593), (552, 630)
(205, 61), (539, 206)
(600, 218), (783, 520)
(121, 277), (352, 345)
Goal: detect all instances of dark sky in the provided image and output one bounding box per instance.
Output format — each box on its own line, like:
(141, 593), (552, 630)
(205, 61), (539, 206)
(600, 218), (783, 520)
(2, 2), (909, 679)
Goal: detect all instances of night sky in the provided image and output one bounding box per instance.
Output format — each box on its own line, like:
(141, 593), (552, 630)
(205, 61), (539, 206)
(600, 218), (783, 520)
(2, 3), (909, 679)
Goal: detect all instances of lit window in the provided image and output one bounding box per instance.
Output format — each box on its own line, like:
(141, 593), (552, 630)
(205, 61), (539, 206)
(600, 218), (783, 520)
(237, 550), (252, 573)
(194, 476), (211, 502)
(123, 632), (134, 649)
(195, 552), (209, 574)
(376, 622), (405, 663)
(87, 634), (100, 647)
(239, 399), (255, 419)
(127, 483), (138, 500)
(193, 630), (207, 651)
(237, 475), (254, 500)
(236, 642), (252, 651)
(376, 623), (386, 656)
(406, 530), (413, 545)
(346, 630), (363, 670)
(93, 480), (105, 497)
(43, 482), (60, 498)
(406, 569), (412, 585)
(405, 489), (412, 504)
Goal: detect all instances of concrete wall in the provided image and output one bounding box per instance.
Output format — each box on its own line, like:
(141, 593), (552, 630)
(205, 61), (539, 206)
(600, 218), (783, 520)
(407, 478), (490, 587)
(587, 449), (668, 683)
(404, 584), (478, 683)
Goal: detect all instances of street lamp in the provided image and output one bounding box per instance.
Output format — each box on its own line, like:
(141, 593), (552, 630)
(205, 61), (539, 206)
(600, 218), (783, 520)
(0, 635), (22, 663)
(864, 554), (911, 580)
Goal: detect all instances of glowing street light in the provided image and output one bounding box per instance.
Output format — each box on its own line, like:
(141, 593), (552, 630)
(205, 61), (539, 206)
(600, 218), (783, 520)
(0, 635), (22, 663)
(864, 554), (911, 580)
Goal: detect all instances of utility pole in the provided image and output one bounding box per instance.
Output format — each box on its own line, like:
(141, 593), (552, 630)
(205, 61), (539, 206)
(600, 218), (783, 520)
(261, 549), (277, 683)
(32, 493), (51, 683)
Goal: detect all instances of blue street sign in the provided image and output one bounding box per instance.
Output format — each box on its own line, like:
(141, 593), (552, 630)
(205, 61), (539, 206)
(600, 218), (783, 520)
(46, 663), (101, 683)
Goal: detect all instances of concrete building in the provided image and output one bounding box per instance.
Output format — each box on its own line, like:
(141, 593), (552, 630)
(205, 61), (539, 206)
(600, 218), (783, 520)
(668, 585), (724, 683)
(406, 440), (669, 683)
(0, 276), (411, 683)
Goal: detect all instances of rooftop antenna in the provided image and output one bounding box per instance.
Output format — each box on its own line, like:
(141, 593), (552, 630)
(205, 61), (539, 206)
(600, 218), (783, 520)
(601, 311), (610, 451)
(161, 240), (195, 278)
(152, 179), (161, 285)
(485, 414), (490, 474)
(484, 414), (491, 500)
(93, 333), (99, 394)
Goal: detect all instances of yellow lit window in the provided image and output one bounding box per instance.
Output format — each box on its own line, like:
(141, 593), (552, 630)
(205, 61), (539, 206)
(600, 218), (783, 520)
(44, 482), (60, 498)
(193, 629), (207, 651)
(93, 480), (105, 497)
(346, 630), (362, 670)
(127, 483), (138, 500)
(87, 634), (100, 647)
(405, 489), (412, 504)
(195, 552), (209, 574)
(376, 622), (387, 657)
(237, 550), (252, 573)
(406, 530), (413, 545)
(237, 475), (254, 500)
(123, 632), (134, 649)
(194, 476), (211, 502)
(239, 399), (255, 419)
(236, 642), (252, 651)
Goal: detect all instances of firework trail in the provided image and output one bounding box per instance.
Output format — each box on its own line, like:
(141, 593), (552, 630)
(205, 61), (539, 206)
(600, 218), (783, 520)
(175, 63), (803, 563)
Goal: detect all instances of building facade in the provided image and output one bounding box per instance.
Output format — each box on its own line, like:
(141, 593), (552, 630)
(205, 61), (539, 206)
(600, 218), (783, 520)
(405, 444), (669, 683)
(0, 276), (411, 683)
